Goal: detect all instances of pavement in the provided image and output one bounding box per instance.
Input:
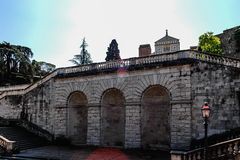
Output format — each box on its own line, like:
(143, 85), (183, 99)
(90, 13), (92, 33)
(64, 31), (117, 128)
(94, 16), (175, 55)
(10, 146), (170, 160)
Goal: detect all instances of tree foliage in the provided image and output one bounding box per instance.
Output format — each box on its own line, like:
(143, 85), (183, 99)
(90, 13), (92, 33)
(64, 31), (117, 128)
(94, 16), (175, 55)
(69, 38), (93, 65)
(105, 39), (121, 61)
(32, 60), (56, 78)
(0, 41), (55, 86)
(198, 32), (223, 55)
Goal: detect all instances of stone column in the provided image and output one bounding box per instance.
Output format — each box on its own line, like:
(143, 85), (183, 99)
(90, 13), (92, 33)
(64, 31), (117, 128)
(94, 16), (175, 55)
(170, 101), (192, 150)
(87, 104), (101, 145)
(125, 102), (141, 148)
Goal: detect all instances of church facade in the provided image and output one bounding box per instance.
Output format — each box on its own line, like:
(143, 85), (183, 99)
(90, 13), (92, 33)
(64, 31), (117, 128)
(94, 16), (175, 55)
(154, 30), (180, 54)
(138, 30), (180, 57)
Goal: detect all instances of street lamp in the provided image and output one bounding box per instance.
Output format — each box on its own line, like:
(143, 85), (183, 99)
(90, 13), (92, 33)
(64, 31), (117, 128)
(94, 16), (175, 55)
(201, 102), (211, 160)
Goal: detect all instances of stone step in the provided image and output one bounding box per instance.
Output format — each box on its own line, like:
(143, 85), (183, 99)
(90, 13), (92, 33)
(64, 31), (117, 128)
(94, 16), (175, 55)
(0, 126), (49, 151)
(0, 155), (51, 160)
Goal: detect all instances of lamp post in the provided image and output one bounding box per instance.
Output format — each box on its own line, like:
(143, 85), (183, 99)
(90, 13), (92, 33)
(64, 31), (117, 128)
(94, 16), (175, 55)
(201, 102), (211, 160)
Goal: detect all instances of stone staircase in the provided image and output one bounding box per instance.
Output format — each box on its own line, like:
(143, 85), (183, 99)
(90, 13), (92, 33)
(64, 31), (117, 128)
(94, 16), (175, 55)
(171, 128), (240, 160)
(0, 126), (49, 151)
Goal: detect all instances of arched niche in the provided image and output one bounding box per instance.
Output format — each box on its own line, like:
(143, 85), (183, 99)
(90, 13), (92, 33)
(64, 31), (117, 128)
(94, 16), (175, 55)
(141, 85), (170, 149)
(67, 91), (88, 145)
(101, 88), (125, 147)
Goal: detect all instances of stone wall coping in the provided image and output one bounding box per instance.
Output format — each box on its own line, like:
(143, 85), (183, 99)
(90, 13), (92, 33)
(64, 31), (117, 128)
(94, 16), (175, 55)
(1, 50), (240, 100)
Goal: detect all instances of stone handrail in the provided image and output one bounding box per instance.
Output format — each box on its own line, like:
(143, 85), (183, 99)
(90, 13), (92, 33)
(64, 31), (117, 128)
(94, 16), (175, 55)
(0, 70), (58, 99)
(0, 84), (30, 92)
(171, 137), (240, 160)
(17, 120), (54, 142)
(0, 135), (15, 152)
(1, 50), (240, 100)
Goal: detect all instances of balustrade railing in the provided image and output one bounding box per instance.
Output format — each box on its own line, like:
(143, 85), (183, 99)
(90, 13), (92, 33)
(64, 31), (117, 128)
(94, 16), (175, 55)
(171, 137), (240, 160)
(0, 70), (58, 100)
(0, 136), (15, 153)
(0, 84), (30, 92)
(1, 50), (240, 100)
(59, 51), (240, 75)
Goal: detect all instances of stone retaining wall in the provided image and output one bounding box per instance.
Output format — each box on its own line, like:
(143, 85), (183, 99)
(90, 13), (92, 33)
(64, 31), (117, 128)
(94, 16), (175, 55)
(0, 58), (239, 150)
(191, 62), (240, 140)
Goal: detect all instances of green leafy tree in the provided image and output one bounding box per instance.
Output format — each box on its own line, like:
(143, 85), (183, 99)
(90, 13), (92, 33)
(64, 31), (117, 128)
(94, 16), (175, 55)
(0, 42), (33, 84)
(198, 32), (222, 55)
(31, 60), (55, 82)
(38, 61), (56, 75)
(69, 38), (93, 65)
(32, 60), (55, 77)
(31, 60), (41, 76)
(0, 42), (56, 86)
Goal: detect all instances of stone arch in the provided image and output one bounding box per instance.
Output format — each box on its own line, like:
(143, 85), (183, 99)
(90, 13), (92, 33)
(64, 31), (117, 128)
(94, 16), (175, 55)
(92, 78), (129, 104)
(132, 74), (178, 103)
(67, 91), (88, 145)
(101, 88), (125, 147)
(141, 85), (171, 149)
(56, 81), (91, 106)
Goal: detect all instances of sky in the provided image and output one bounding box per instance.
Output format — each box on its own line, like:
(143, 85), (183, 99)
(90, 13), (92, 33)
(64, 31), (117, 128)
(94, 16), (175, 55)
(0, 0), (239, 68)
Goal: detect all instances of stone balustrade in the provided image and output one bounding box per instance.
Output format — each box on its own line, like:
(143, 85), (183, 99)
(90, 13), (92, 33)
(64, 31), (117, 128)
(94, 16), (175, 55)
(171, 137), (240, 160)
(60, 51), (240, 75)
(192, 52), (240, 68)
(1, 50), (240, 100)
(0, 135), (15, 152)
(0, 70), (58, 99)
(0, 84), (30, 92)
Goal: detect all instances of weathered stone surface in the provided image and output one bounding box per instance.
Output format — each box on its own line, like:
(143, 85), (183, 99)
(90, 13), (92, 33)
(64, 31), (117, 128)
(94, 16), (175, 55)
(125, 105), (141, 148)
(87, 106), (101, 145)
(141, 85), (170, 149)
(67, 91), (88, 145)
(0, 95), (22, 119)
(0, 51), (240, 151)
(191, 62), (240, 140)
(0, 64), (192, 149)
(217, 26), (240, 58)
(101, 88), (125, 147)
(171, 103), (191, 150)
